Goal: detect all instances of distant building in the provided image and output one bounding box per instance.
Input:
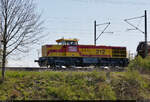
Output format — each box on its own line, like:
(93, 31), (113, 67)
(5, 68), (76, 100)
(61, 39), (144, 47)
(127, 50), (135, 60)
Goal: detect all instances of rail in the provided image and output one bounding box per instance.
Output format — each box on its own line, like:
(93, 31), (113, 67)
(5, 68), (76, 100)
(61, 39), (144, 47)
(0, 66), (125, 72)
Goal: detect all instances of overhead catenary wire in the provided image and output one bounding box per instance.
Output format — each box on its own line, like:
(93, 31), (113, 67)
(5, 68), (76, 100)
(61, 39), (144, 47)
(124, 16), (144, 21)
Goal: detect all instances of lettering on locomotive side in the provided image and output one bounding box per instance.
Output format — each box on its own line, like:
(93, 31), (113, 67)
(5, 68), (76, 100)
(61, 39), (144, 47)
(96, 49), (105, 55)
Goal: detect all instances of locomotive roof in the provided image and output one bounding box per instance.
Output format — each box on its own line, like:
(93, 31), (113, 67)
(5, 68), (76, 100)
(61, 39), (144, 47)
(56, 38), (79, 43)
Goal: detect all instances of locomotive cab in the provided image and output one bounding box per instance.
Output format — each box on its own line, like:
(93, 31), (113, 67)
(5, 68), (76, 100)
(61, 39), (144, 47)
(56, 38), (78, 46)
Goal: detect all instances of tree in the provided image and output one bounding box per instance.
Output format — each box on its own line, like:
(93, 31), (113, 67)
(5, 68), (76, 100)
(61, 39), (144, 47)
(0, 0), (43, 81)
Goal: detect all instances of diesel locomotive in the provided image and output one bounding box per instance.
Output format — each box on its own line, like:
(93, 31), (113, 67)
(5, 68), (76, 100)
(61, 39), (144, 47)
(35, 38), (129, 68)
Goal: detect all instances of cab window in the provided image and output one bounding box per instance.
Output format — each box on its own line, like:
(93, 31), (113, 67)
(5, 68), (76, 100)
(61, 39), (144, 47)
(58, 41), (65, 45)
(57, 41), (78, 45)
(66, 41), (77, 45)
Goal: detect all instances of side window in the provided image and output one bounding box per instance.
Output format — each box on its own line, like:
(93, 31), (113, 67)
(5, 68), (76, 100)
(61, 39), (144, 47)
(70, 41), (77, 46)
(71, 42), (75, 45)
(62, 41), (65, 45)
(66, 42), (70, 45)
(58, 41), (66, 45)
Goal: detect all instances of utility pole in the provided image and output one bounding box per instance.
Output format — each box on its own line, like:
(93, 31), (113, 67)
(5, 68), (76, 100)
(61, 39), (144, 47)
(145, 10), (148, 57)
(94, 21), (96, 45)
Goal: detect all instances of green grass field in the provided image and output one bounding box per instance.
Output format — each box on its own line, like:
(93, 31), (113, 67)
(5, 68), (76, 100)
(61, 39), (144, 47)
(0, 69), (150, 100)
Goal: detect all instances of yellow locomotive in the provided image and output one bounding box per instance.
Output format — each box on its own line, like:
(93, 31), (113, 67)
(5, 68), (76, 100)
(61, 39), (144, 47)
(35, 38), (129, 67)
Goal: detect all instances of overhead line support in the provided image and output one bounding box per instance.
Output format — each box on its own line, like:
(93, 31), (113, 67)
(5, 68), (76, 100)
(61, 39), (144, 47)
(94, 20), (112, 45)
(124, 10), (148, 57)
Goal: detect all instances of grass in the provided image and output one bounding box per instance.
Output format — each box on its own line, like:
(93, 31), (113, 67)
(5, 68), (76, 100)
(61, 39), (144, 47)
(0, 70), (149, 100)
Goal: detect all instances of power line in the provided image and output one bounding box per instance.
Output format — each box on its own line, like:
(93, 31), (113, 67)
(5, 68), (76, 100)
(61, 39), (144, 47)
(70, 0), (150, 5)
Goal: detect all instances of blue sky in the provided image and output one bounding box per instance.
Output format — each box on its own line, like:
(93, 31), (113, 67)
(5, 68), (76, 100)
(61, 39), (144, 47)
(8, 0), (150, 67)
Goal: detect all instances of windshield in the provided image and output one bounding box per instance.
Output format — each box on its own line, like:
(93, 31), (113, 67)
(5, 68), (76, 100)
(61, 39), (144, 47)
(58, 41), (78, 45)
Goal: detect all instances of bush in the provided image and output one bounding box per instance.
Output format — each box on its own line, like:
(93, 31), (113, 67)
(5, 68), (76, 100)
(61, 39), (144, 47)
(111, 70), (150, 100)
(128, 56), (150, 73)
(96, 83), (116, 100)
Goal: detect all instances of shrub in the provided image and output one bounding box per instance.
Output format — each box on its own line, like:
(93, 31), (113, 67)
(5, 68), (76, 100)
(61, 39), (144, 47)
(128, 56), (150, 73)
(96, 83), (116, 100)
(111, 70), (150, 100)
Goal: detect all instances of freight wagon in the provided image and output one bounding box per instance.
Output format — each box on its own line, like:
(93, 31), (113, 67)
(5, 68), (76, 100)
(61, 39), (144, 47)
(137, 41), (150, 58)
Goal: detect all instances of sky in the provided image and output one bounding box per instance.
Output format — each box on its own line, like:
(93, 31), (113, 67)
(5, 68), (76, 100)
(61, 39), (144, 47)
(8, 0), (150, 67)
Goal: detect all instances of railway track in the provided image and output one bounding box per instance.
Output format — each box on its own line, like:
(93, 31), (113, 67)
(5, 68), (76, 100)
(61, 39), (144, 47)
(3, 66), (125, 72)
